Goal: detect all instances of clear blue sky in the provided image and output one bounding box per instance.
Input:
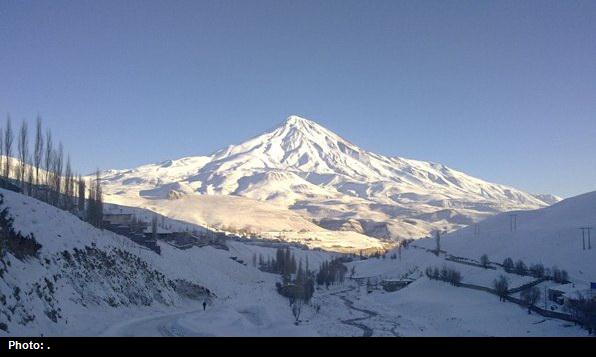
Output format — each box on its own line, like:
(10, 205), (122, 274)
(1, 0), (595, 198)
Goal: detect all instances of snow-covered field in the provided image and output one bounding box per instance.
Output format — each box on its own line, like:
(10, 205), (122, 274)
(337, 278), (581, 337)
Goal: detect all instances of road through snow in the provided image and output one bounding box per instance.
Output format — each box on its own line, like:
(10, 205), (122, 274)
(101, 307), (212, 337)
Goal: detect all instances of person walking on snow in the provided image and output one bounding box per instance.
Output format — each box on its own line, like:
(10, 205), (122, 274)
(203, 300), (207, 311)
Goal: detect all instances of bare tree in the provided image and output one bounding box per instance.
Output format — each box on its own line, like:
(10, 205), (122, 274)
(552, 267), (569, 283)
(566, 293), (596, 335)
(77, 175), (86, 212)
(502, 257), (514, 272)
(44, 128), (53, 187)
(529, 263), (545, 278)
(480, 254), (490, 268)
(95, 170), (103, 227)
(0, 127), (4, 179)
(86, 170), (104, 228)
(520, 286), (541, 314)
(17, 120), (28, 190)
(514, 260), (527, 276)
(26, 158), (33, 196)
(64, 156), (73, 210)
(33, 116), (43, 186)
(493, 275), (509, 302)
(51, 143), (64, 207)
(86, 177), (96, 225)
(4, 116), (13, 180)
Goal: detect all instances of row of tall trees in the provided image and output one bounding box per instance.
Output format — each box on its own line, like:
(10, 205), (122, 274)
(259, 248), (296, 276)
(86, 171), (104, 228)
(0, 115), (103, 228)
(425, 265), (462, 286)
(260, 247), (316, 322)
(316, 257), (348, 287)
(501, 257), (568, 282)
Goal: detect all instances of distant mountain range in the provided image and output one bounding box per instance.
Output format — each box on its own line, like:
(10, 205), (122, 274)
(99, 115), (559, 247)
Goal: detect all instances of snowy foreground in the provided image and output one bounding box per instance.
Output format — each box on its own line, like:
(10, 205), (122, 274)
(0, 188), (590, 336)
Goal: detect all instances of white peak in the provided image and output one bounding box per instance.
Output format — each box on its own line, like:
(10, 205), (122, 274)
(285, 115), (311, 124)
(281, 115), (324, 131)
(99, 113), (552, 244)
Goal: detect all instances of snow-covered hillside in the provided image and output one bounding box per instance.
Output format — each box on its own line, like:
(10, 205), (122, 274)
(414, 190), (596, 281)
(0, 188), (331, 336)
(0, 188), (587, 336)
(99, 115), (557, 247)
(323, 191), (596, 336)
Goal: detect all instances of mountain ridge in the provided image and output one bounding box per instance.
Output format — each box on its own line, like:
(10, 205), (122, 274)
(98, 115), (559, 246)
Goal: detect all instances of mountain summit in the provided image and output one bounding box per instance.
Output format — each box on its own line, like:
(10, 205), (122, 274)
(99, 115), (556, 243)
(284, 114), (317, 125)
(203, 114), (373, 180)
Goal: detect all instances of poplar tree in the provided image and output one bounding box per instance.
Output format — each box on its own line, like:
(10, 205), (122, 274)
(17, 120), (28, 190)
(33, 116), (43, 186)
(44, 129), (53, 187)
(0, 127), (4, 180)
(4, 116), (13, 180)
(77, 175), (86, 212)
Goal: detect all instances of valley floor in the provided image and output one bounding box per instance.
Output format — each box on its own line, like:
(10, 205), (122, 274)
(98, 277), (585, 337)
(1, 187), (590, 337)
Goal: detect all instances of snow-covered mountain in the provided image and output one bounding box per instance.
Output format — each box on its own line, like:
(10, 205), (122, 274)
(99, 115), (556, 246)
(531, 193), (563, 206)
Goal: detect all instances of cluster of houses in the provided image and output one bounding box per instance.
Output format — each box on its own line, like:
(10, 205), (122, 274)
(102, 213), (228, 254)
(547, 282), (596, 306)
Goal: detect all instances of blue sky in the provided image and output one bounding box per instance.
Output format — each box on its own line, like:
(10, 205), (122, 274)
(1, 0), (595, 197)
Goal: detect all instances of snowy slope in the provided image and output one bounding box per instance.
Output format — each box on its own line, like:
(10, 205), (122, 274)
(414, 190), (596, 282)
(0, 188), (332, 336)
(531, 193), (563, 206)
(99, 115), (555, 245)
(0, 188), (586, 336)
(319, 193), (596, 336)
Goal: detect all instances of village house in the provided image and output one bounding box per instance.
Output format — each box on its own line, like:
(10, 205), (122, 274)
(148, 231), (201, 250)
(101, 213), (160, 253)
(548, 283), (596, 305)
(102, 213), (135, 226)
(380, 278), (415, 292)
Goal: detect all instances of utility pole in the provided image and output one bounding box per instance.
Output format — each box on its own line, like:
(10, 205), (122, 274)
(509, 214), (517, 233)
(580, 227), (593, 250)
(579, 227), (592, 250)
